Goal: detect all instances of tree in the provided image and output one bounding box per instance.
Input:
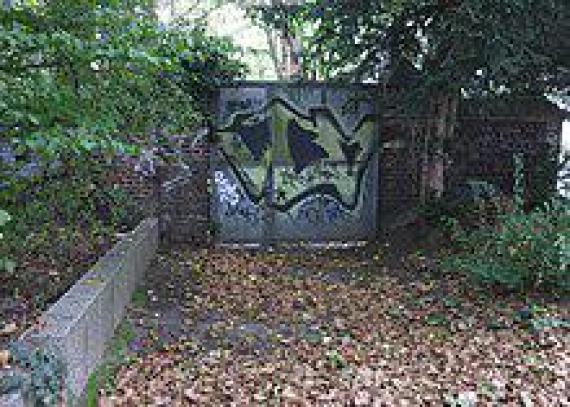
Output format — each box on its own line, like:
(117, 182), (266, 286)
(254, 0), (569, 198)
(0, 0), (245, 272)
(0, 0), (245, 195)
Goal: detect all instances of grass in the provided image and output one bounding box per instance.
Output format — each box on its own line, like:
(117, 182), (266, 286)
(86, 317), (135, 406)
(131, 287), (148, 309)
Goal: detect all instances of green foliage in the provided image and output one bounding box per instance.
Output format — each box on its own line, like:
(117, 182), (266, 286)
(454, 199), (569, 292)
(0, 158), (144, 302)
(86, 320), (135, 406)
(0, 208), (16, 273)
(130, 287), (148, 308)
(425, 313), (447, 326)
(0, 0), (244, 154)
(417, 186), (508, 234)
(0, 209), (9, 226)
(529, 317), (570, 331)
(325, 349), (346, 369)
(445, 158), (570, 293)
(254, 0), (568, 106)
(0, 0), (244, 194)
(0, 0), (245, 282)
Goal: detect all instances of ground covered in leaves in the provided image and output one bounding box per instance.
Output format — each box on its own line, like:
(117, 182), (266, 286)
(99, 245), (569, 406)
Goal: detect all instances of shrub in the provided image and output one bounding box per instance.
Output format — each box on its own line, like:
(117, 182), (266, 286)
(445, 154), (570, 293)
(447, 197), (569, 292)
(0, 161), (144, 301)
(0, 209), (15, 273)
(417, 180), (511, 234)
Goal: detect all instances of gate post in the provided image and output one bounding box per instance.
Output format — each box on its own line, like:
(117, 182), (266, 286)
(263, 84), (276, 248)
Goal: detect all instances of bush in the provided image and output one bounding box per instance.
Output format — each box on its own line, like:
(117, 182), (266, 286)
(447, 196), (569, 292)
(444, 155), (569, 293)
(417, 180), (511, 233)
(0, 160), (144, 301)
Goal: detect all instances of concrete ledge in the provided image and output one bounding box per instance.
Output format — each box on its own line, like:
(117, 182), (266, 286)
(1, 217), (158, 405)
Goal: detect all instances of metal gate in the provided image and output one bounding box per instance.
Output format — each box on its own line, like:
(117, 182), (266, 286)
(211, 82), (379, 243)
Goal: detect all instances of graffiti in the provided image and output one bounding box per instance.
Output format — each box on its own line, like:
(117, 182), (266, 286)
(213, 87), (377, 241)
(217, 96), (375, 211)
(214, 171), (261, 224)
(295, 195), (351, 226)
(287, 120), (330, 173)
(215, 171), (240, 207)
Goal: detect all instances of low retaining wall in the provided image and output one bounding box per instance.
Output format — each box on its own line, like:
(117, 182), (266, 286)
(0, 217), (158, 406)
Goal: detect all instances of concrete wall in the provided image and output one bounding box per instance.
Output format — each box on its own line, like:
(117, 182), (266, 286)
(1, 217), (159, 405)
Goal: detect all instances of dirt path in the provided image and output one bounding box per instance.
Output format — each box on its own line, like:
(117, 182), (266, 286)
(99, 246), (569, 406)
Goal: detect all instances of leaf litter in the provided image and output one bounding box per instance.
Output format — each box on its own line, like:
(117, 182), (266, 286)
(99, 246), (569, 406)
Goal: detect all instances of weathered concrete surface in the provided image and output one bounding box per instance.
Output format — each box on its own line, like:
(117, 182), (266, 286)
(0, 218), (158, 406)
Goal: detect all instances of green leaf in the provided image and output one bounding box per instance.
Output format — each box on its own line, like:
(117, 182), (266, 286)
(326, 350), (346, 369)
(0, 210), (11, 226)
(443, 297), (459, 308)
(531, 317), (570, 330)
(425, 313), (446, 326)
(2, 259), (16, 274)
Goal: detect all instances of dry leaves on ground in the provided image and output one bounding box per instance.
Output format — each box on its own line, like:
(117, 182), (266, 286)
(102, 247), (569, 406)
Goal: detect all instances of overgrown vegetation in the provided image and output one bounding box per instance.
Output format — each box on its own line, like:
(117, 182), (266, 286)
(0, 0), (242, 278)
(447, 198), (569, 293)
(0, 0), (244, 341)
(0, 162), (143, 308)
(0, 1), (568, 403)
(257, 1), (568, 294)
(442, 156), (569, 293)
(86, 320), (135, 407)
(254, 0), (568, 102)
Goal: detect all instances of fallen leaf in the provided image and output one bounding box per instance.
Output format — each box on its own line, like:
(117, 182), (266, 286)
(0, 322), (17, 336)
(0, 349), (10, 367)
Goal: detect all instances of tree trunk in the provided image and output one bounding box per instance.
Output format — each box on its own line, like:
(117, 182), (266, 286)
(424, 92), (459, 201)
(263, 27), (283, 80)
(420, 116), (431, 203)
(433, 94), (449, 199)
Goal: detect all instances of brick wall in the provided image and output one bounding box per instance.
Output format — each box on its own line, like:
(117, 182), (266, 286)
(449, 118), (562, 206)
(113, 100), (564, 246)
(110, 132), (212, 247)
(156, 135), (211, 247)
(112, 154), (158, 218)
(378, 103), (564, 228)
(378, 119), (424, 224)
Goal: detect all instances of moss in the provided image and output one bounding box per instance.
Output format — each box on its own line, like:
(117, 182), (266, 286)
(86, 319), (135, 406)
(131, 288), (148, 309)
